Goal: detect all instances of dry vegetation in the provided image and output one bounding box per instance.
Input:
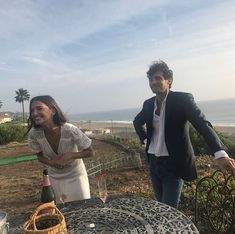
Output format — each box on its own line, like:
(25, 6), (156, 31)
(0, 139), (151, 219)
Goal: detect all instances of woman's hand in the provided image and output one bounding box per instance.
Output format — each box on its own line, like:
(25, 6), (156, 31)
(55, 153), (73, 167)
(47, 158), (66, 169)
(46, 157), (70, 169)
(36, 152), (70, 169)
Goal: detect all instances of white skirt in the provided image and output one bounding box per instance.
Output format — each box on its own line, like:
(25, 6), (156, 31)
(50, 172), (91, 204)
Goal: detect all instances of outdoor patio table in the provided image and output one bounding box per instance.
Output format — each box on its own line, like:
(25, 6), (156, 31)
(9, 195), (199, 233)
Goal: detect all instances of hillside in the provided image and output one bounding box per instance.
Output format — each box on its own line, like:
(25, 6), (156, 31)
(0, 139), (150, 219)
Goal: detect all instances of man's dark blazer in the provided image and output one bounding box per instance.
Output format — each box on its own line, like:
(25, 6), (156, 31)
(133, 91), (227, 181)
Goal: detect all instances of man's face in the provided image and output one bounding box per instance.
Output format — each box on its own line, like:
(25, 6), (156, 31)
(148, 71), (171, 94)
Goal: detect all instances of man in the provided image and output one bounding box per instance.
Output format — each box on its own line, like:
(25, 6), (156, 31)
(133, 60), (235, 209)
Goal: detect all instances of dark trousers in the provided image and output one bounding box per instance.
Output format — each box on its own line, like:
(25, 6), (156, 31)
(149, 154), (184, 209)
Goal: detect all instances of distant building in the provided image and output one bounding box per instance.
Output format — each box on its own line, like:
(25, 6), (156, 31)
(0, 113), (13, 124)
(81, 128), (111, 136)
(92, 129), (103, 135)
(103, 129), (111, 134)
(84, 130), (93, 136)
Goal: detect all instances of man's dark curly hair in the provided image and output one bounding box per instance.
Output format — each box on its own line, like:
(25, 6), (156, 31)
(146, 60), (173, 88)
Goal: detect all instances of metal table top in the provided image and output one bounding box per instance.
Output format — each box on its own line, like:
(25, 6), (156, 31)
(10, 196), (199, 233)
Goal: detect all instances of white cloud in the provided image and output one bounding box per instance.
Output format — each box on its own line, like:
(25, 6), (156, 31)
(0, 0), (235, 113)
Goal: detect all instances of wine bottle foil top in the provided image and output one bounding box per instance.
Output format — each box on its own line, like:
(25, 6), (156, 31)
(43, 169), (48, 175)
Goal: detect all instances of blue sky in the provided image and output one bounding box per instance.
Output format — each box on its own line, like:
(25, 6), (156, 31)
(0, 0), (235, 114)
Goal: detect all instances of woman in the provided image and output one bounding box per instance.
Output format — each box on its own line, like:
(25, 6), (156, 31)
(27, 95), (94, 204)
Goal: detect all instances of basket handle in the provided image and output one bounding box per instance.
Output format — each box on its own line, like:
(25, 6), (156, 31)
(33, 201), (56, 216)
(23, 201), (66, 232)
(31, 201), (57, 230)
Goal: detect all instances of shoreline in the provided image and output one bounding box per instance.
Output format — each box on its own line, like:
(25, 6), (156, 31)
(71, 120), (235, 136)
(71, 120), (134, 130)
(214, 126), (235, 136)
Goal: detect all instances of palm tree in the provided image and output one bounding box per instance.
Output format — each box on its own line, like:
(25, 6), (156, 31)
(15, 88), (30, 122)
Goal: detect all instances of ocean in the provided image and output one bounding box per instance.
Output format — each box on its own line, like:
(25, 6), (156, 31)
(68, 98), (235, 126)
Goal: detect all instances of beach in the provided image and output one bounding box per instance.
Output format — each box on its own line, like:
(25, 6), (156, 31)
(214, 126), (235, 136)
(71, 120), (235, 137)
(72, 121), (134, 131)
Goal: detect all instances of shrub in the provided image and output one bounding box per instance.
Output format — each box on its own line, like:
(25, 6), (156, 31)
(190, 126), (235, 158)
(217, 133), (235, 157)
(0, 123), (27, 144)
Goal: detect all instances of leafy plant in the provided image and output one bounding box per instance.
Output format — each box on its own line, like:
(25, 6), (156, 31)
(190, 126), (235, 158)
(0, 123), (27, 144)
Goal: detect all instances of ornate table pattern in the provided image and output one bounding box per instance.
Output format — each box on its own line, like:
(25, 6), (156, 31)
(10, 196), (199, 233)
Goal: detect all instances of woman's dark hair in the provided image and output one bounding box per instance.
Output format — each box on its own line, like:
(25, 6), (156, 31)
(146, 60), (173, 88)
(27, 95), (67, 132)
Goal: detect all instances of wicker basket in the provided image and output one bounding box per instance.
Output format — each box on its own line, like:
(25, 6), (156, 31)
(23, 201), (67, 234)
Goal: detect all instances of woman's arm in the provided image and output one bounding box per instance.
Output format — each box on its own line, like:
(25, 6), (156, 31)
(55, 146), (94, 166)
(36, 151), (62, 168)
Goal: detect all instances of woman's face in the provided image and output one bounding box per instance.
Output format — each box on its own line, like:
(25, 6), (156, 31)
(30, 100), (55, 126)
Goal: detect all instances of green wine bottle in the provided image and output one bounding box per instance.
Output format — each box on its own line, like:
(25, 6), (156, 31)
(41, 169), (56, 203)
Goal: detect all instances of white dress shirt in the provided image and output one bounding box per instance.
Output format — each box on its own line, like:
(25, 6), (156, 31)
(147, 94), (228, 159)
(148, 96), (169, 157)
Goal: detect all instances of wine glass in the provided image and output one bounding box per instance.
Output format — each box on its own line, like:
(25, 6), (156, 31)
(58, 181), (67, 205)
(97, 174), (108, 206)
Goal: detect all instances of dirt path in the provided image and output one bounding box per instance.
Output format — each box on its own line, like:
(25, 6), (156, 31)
(0, 139), (151, 219)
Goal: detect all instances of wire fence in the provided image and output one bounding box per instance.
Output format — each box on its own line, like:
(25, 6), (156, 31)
(85, 152), (142, 177)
